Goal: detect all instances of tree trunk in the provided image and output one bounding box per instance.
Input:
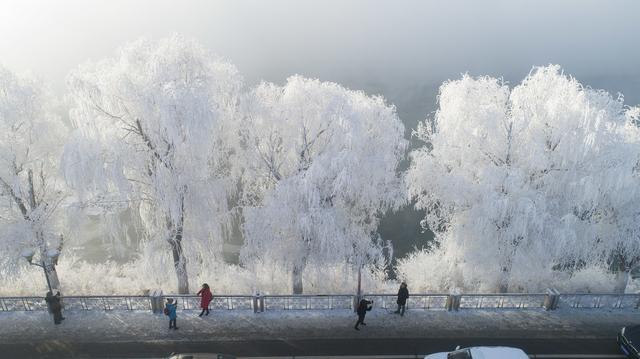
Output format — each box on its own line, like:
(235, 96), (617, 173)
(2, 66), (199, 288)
(292, 259), (307, 294)
(36, 231), (61, 290)
(611, 253), (631, 294)
(170, 237), (189, 294)
(498, 264), (511, 293)
(168, 191), (189, 294)
(497, 280), (509, 293)
(497, 244), (519, 293)
(614, 270), (630, 294)
(28, 170), (62, 291)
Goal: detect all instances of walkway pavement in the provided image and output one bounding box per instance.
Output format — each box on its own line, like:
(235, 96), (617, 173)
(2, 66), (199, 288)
(0, 308), (637, 357)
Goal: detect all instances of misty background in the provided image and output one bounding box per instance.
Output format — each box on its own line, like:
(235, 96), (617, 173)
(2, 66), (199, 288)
(1, 0), (639, 263)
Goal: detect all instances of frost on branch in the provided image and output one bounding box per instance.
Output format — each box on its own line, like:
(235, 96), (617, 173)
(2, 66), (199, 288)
(236, 76), (407, 293)
(63, 36), (243, 293)
(405, 65), (640, 293)
(0, 66), (68, 280)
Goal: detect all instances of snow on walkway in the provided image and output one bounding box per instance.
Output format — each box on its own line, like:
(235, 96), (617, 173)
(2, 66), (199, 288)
(0, 308), (638, 344)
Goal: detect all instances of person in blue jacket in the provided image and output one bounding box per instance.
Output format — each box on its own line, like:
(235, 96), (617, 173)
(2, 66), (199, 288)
(165, 298), (178, 330)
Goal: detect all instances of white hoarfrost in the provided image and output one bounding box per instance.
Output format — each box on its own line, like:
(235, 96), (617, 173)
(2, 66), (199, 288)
(3, 35), (640, 298)
(63, 36), (243, 294)
(236, 76), (407, 294)
(0, 66), (68, 285)
(404, 65), (640, 293)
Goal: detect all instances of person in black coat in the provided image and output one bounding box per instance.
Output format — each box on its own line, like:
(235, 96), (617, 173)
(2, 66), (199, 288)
(54, 291), (65, 321)
(45, 291), (54, 314)
(45, 291), (63, 324)
(395, 282), (409, 316)
(354, 298), (373, 330)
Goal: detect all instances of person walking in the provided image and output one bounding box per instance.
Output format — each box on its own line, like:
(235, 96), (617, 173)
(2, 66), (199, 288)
(45, 291), (61, 325)
(165, 298), (178, 330)
(45, 291), (63, 324)
(54, 291), (65, 321)
(354, 298), (373, 330)
(197, 283), (213, 317)
(394, 282), (409, 316)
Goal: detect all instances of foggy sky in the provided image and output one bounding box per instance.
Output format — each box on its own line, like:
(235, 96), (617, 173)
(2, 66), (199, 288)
(1, 1), (639, 96)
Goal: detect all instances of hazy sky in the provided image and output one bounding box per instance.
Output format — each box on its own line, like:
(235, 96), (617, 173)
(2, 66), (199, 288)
(1, 0), (639, 96)
(1, 0), (640, 134)
(2, 0), (639, 135)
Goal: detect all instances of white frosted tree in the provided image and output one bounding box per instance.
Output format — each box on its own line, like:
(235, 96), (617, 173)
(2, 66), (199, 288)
(406, 65), (640, 293)
(0, 66), (68, 287)
(63, 37), (242, 293)
(237, 76), (407, 294)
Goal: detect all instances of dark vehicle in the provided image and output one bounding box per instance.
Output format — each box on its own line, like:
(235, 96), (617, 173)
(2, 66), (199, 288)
(619, 325), (640, 358)
(168, 353), (236, 359)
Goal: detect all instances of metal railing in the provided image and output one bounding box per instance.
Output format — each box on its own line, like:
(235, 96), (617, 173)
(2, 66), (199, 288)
(261, 294), (353, 310)
(64, 295), (152, 311)
(365, 294), (449, 310)
(2, 291), (639, 313)
(557, 293), (640, 309)
(458, 293), (547, 309)
(0, 296), (48, 311)
(169, 294), (255, 311)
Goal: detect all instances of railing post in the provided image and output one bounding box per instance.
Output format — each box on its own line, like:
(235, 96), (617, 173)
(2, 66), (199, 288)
(150, 289), (164, 314)
(543, 288), (560, 310)
(353, 295), (359, 313)
(253, 293), (258, 313)
(253, 292), (264, 313)
(446, 294), (460, 311)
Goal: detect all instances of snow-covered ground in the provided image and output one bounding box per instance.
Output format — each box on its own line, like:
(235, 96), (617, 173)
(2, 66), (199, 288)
(1, 307), (638, 345)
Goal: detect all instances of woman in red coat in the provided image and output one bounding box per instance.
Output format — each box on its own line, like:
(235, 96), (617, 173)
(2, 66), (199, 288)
(197, 283), (213, 317)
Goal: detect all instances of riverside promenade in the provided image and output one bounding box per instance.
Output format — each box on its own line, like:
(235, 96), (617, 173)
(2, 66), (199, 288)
(0, 306), (637, 358)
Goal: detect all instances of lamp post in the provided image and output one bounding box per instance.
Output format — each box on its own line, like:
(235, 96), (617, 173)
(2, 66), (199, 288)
(21, 248), (58, 293)
(353, 262), (363, 312)
(357, 264), (362, 300)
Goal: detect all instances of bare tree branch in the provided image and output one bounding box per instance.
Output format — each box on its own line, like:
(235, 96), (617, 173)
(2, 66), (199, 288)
(134, 118), (173, 171)
(0, 175), (28, 219)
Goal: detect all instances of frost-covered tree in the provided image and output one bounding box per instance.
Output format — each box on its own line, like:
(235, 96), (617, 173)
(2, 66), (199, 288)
(237, 76), (407, 293)
(0, 66), (68, 285)
(64, 37), (242, 293)
(406, 65), (640, 293)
